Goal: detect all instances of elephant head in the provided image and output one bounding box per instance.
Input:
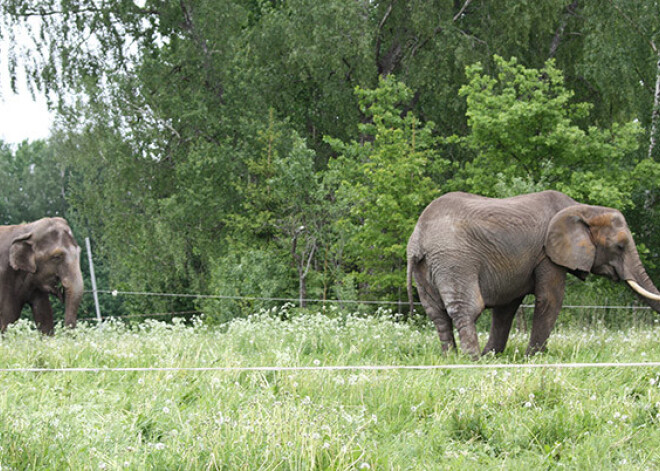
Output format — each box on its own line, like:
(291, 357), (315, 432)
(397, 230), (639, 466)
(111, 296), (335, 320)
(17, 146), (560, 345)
(9, 218), (84, 329)
(545, 205), (660, 308)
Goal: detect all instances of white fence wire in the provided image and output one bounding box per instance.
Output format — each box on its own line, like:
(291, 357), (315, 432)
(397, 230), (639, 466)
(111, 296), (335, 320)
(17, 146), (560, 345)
(92, 289), (652, 311)
(2, 362), (660, 374)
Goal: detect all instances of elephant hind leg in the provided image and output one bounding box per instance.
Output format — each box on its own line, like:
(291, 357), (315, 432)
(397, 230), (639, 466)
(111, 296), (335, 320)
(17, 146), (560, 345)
(427, 304), (456, 353)
(482, 297), (524, 355)
(442, 282), (485, 360)
(413, 261), (456, 352)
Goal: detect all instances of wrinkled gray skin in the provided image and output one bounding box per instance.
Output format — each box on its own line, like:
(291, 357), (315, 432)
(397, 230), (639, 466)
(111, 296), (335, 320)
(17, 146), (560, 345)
(407, 191), (660, 359)
(0, 217), (83, 334)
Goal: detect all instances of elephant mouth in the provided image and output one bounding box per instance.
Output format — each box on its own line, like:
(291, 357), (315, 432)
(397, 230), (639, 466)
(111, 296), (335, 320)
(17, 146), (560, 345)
(44, 280), (65, 302)
(592, 265), (621, 282)
(55, 286), (65, 302)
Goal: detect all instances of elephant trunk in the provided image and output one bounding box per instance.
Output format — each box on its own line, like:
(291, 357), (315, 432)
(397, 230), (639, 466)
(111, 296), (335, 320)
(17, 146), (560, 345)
(625, 256), (660, 312)
(62, 258), (84, 328)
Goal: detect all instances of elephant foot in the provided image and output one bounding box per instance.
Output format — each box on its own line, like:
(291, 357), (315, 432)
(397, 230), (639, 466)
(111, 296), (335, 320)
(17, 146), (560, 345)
(525, 343), (547, 356)
(455, 324), (480, 360)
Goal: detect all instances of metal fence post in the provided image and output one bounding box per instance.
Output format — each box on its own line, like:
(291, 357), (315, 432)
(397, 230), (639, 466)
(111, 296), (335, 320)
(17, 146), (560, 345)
(85, 237), (102, 324)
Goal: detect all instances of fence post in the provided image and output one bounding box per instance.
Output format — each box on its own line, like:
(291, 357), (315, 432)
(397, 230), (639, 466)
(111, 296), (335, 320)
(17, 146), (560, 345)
(85, 237), (102, 324)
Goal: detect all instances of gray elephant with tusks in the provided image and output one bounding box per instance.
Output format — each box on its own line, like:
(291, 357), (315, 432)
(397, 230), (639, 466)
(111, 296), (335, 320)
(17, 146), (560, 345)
(406, 190), (660, 359)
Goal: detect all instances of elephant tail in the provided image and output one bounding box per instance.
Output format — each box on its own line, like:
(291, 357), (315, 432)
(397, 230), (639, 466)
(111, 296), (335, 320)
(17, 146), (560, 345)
(406, 229), (422, 316)
(407, 255), (415, 316)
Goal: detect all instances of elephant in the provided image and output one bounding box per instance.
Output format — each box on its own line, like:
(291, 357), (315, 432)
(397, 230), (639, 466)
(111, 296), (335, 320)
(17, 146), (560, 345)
(0, 217), (84, 334)
(406, 190), (660, 358)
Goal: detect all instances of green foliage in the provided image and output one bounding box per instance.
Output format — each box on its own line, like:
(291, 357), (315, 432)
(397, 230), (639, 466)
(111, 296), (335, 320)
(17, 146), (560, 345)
(0, 140), (67, 225)
(326, 76), (447, 300)
(577, 1), (660, 130)
(202, 248), (292, 324)
(221, 111), (328, 310)
(3, 1), (660, 316)
(455, 56), (644, 208)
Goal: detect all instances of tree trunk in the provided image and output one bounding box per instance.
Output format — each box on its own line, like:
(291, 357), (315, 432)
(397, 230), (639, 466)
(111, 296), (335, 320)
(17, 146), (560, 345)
(299, 275), (307, 309)
(648, 52), (660, 160)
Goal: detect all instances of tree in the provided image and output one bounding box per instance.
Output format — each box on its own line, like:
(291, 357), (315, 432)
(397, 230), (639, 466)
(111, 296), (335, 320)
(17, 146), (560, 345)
(4, 0), (660, 320)
(228, 112), (328, 308)
(454, 56), (644, 208)
(0, 139), (68, 225)
(325, 76), (447, 302)
(203, 113), (329, 319)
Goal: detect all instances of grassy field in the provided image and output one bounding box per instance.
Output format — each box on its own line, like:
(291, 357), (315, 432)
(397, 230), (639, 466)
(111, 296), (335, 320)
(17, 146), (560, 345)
(0, 305), (659, 470)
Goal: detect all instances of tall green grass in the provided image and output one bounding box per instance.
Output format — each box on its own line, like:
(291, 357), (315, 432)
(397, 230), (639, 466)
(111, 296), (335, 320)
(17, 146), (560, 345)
(0, 305), (659, 469)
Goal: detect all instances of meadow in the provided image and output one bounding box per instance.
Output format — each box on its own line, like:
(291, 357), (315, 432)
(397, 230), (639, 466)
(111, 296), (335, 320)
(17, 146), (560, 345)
(0, 305), (659, 470)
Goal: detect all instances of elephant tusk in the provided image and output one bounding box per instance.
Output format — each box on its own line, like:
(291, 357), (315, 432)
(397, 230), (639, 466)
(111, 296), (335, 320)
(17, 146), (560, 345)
(627, 280), (660, 302)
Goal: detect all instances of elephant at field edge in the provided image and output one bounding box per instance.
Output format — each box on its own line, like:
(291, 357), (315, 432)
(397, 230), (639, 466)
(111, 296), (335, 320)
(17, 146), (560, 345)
(406, 190), (660, 358)
(0, 217), (84, 334)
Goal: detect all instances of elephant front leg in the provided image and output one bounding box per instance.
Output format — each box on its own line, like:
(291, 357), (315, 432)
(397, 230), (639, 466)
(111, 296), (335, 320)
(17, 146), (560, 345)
(482, 297), (524, 355)
(0, 294), (23, 332)
(527, 262), (567, 355)
(30, 292), (55, 335)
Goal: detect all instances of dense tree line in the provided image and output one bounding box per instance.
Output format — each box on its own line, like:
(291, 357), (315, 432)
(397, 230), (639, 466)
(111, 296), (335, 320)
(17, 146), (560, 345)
(1, 1), (659, 321)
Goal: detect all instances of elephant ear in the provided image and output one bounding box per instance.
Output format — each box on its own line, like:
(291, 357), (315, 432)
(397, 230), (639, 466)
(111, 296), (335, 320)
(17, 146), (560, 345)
(544, 206), (595, 272)
(9, 232), (37, 274)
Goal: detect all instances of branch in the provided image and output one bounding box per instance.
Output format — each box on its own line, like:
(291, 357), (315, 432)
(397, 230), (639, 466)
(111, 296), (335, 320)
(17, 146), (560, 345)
(8, 7), (100, 18)
(409, 0), (481, 61)
(549, 1), (579, 58)
(7, 5), (161, 18)
(375, 0), (397, 75)
(301, 240), (318, 280)
(178, 0), (223, 103)
(609, 0), (657, 53)
(453, 0), (473, 22)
